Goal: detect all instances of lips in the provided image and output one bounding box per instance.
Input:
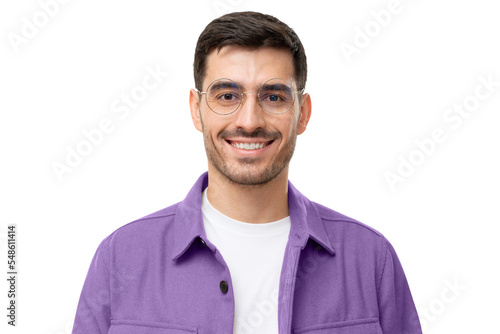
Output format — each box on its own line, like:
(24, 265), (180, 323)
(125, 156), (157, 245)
(225, 139), (274, 151)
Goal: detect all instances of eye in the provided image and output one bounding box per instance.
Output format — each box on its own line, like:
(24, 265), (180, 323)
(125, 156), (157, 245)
(268, 94), (282, 102)
(262, 93), (287, 103)
(220, 93), (237, 101)
(213, 91), (241, 105)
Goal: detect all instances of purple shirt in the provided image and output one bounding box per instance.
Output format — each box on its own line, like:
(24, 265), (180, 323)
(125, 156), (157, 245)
(72, 172), (422, 333)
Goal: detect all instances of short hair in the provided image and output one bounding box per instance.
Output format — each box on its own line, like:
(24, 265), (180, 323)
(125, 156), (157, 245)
(193, 11), (307, 92)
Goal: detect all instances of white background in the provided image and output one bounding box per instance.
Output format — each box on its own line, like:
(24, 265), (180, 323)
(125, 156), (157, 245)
(1, 0), (499, 333)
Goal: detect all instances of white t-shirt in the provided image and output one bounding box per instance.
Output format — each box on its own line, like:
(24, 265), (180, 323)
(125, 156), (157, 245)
(202, 188), (291, 334)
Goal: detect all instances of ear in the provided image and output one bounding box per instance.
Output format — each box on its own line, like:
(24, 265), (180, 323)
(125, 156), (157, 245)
(189, 88), (203, 132)
(297, 93), (311, 135)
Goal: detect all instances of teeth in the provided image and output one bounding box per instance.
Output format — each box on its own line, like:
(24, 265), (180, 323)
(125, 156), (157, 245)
(230, 141), (269, 150)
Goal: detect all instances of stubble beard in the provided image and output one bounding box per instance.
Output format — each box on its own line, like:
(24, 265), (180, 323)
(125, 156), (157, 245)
(203, 128), (297, 188)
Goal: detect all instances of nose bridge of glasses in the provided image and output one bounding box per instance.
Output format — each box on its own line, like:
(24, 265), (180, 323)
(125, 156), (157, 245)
(241, 90), (263, 108)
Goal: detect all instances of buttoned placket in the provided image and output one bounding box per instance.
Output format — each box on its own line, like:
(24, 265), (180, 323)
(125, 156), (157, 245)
(278, 242), (303, 334)
(200, 236), (236, 333)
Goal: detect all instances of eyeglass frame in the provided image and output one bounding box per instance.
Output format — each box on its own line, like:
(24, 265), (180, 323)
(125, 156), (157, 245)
(195, 77), (305, 115)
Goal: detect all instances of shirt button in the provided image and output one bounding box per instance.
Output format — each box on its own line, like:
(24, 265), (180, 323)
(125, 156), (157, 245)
(220, 280), (228, 294)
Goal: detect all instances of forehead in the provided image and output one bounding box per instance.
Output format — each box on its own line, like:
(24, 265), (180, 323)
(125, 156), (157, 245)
(204, 46), (295, 89)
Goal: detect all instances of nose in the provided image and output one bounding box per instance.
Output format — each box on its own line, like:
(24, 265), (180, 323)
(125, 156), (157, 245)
(232, 91), (266, 131)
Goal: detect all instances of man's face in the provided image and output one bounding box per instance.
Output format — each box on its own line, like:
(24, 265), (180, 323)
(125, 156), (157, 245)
(190, 46), (311, 186)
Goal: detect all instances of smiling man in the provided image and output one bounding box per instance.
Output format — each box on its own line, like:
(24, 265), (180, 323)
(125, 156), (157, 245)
(72, 11), (422, 334)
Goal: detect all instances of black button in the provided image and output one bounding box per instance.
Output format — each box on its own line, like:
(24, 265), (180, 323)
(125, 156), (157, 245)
(220, 280), (228, 294)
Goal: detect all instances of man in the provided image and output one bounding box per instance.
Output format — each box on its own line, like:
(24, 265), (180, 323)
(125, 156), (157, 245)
(72, 11), (422, 334)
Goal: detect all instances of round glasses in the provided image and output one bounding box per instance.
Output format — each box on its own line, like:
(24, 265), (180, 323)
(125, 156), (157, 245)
(196, 78), (304, 115)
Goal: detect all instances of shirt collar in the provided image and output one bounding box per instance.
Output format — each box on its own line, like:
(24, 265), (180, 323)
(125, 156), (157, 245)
(170, 172), (335, 261)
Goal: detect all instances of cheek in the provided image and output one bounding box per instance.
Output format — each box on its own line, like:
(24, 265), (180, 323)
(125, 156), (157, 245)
(278, 115), (299, 138)
(203, 116), (231, 140)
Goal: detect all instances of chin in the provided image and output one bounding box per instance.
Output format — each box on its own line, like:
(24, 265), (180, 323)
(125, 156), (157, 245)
(220, 164), (286, 187)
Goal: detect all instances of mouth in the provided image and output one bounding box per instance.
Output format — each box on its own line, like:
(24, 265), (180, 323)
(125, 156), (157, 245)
(225, 139), (275, 151)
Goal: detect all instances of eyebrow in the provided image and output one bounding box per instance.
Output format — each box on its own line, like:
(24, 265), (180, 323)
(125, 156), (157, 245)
(260, 83), (292, 93)
(209, 80), (239, 91)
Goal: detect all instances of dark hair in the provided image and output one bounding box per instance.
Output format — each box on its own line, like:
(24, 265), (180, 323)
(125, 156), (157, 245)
(193, 11), (307, 91)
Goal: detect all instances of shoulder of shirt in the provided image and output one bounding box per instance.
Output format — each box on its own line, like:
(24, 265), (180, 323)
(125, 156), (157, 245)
(310, 201), (395, 269)
(99, 202), (181, 246)
(311, 200), (386, 239)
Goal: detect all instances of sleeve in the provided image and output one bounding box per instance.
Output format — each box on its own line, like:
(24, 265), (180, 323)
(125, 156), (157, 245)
(377, 239), (422, 334)
(71, 240), (111, 334)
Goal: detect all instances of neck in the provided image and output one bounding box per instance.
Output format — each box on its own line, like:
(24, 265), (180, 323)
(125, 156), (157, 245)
(206, 165), (289, 224)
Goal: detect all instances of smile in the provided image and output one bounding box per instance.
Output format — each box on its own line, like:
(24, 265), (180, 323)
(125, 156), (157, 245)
(226, 140), (274, 151)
